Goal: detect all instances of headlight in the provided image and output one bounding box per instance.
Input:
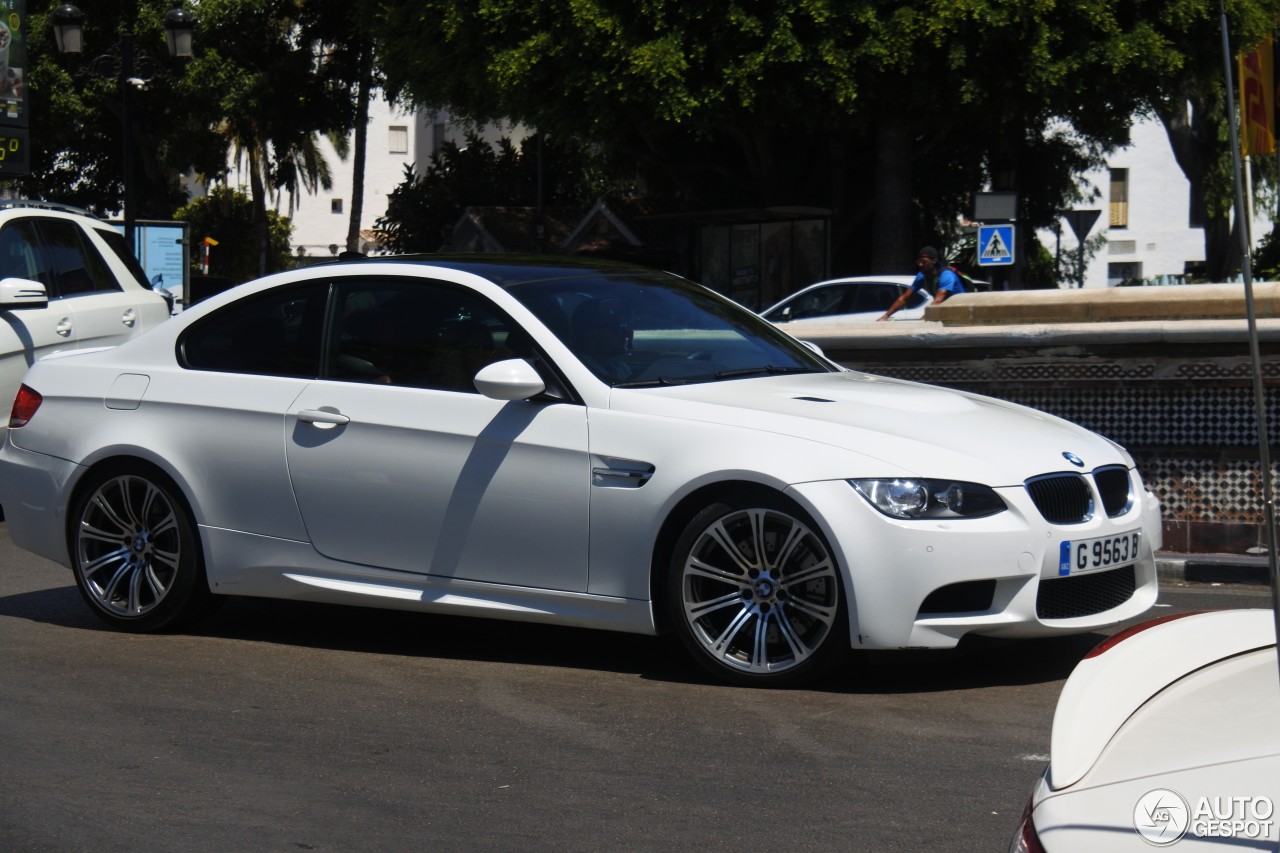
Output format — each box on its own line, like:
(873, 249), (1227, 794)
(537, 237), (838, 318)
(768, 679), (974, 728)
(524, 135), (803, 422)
(850, 478), (1007, 519)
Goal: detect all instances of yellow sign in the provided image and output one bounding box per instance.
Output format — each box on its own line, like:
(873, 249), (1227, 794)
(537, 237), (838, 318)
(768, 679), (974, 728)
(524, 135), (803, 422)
(1240, 38), (1275, 156)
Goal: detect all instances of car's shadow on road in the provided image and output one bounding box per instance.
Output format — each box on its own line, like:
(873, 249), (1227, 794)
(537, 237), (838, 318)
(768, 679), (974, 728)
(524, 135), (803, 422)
(0, 583), (1110, 693)
(0, 583), (100, 629)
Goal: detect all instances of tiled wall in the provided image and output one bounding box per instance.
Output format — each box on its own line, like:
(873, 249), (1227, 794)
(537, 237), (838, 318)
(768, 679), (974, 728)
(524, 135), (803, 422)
(845, 349), (1280, 555)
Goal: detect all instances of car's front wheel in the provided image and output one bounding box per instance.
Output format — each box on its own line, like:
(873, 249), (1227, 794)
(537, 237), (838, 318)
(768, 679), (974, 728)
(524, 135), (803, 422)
(69, 466), (215, 632)
(667, 494), (846, 687)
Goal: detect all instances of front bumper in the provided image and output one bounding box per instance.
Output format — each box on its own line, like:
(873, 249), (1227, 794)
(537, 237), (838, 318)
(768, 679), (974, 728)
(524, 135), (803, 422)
(786, 476), (1162, 650)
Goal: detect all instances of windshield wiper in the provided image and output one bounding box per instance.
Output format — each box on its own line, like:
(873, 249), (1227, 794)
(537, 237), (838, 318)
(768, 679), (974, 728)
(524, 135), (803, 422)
(712, 365), (818, 380)
(613, 376), (683, 388)
(614, 365), (818, 388)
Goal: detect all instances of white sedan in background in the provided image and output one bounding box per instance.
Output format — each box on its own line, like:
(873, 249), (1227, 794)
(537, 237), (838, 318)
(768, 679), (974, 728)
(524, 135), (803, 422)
(760, 275), (932, 325)
(1012, 609), (1279, 851)
(0, 256), (1160, 686)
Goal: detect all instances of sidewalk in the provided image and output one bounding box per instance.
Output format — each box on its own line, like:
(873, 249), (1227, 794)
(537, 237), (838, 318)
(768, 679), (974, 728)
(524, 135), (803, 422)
(1156, 551), (1274, 586)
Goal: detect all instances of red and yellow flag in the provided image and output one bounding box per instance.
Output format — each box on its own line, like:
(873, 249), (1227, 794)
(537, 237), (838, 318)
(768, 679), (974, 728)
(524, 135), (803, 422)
(1240, 37), (1275, 156)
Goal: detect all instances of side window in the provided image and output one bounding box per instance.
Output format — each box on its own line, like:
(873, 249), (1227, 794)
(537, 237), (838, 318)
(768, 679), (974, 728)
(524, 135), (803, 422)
(181, 284), (325, 377)
(328, 278), (517, 393)
(788, 285), (847, 320)
(0, 220), (43, 284)
(851, 283), (909, 313)
(37, 219), (120, 297)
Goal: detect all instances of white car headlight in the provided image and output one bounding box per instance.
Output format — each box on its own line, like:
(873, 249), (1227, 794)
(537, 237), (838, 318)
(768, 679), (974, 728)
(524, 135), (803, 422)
(850, 478), (1007, 520)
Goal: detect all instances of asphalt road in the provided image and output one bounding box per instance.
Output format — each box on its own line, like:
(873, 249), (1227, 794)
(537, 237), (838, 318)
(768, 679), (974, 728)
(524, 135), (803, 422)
(0, 524), (1269, 852)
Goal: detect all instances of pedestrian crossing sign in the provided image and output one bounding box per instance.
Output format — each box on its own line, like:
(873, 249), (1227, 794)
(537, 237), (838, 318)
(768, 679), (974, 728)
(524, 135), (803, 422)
(977, 224), (1015, 266)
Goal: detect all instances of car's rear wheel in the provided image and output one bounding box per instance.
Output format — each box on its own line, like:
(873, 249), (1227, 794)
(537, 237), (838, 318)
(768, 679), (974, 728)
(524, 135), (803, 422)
(667, 494), (846, 687)
(69, 467), (215, 632)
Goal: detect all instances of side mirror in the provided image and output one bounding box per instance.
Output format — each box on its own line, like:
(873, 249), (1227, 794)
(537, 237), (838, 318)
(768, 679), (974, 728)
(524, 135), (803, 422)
(799, 339), (825, 357)
(474, 358), (547, 401)
(0, 277), (48, 309)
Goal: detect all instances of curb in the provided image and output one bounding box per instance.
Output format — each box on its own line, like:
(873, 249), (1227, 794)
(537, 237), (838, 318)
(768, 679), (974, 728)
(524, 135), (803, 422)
(1156, 552), (1273, 586)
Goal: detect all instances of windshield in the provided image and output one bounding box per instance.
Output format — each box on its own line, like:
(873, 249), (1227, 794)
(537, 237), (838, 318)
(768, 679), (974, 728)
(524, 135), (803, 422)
(508, 272), (835, 386)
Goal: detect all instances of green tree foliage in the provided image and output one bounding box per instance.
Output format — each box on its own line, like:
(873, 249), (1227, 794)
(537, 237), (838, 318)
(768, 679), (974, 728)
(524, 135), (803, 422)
(175, 186), (293, 283)
(372, 0), (1280, 281)
(1151, 3), (1280, 280)
(375, 131), (626, 253)
(176, 0), (365, 275)
(20, 0), (1280, 285)
(18, 0), (371, 274)
(18, 0), (211, 218)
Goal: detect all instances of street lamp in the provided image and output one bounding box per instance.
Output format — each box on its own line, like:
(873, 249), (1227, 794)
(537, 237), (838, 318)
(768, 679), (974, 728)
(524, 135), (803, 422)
(52, 3), (196, 250)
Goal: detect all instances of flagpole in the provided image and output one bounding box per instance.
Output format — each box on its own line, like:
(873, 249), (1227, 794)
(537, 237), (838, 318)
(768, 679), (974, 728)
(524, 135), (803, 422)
(1246, 157), (1254, 247)
(1220, 3), (1280, 665)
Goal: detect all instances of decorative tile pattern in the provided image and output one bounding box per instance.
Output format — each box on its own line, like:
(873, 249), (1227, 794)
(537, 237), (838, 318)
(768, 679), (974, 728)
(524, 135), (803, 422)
(857, 356), (1280, 529)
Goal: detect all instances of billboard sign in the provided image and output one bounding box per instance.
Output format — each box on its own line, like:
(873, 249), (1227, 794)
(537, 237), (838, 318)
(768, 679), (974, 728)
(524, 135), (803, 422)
(0, 1), (28, 176)
(112, 220), (190, 297)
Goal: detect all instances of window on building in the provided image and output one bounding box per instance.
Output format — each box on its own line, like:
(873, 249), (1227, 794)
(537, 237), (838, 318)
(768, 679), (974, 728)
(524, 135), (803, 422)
(1108, 261), (1142, 286)
(389, 125), (408, 155)
(1109, 168), (1129, 228)
(331, 199), (343, 215)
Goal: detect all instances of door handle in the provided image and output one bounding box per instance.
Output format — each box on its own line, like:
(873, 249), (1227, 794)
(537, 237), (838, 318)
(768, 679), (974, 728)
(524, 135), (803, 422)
(297, 408), (351, 427)
(121, 308), (137, 327)
(56, 318), (72, 337)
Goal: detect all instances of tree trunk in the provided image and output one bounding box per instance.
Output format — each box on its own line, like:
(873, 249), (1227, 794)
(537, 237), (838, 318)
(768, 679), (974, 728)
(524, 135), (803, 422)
(1157, 92), (1241, 280)
(872, 109), (912, 274)
(249, 153), (269, 278)
(346, 44), (374, 254)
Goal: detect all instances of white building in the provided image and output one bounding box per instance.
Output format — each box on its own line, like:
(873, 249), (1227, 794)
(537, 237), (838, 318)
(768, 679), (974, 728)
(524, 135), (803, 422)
(220, 96), (525, 258)
(1045, 113), (1270, 287)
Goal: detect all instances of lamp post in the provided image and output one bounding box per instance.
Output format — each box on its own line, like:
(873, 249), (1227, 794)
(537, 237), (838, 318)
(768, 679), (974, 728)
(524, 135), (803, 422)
(51, 3), (195, 251)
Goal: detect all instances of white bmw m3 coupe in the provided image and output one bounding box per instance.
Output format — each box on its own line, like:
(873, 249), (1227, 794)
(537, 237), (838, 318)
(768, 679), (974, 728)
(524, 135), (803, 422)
(0, 256), (1161, 686)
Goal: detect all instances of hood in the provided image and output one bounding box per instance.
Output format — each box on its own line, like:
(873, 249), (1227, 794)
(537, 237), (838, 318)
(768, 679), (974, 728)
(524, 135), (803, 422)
(613, 371), (1128, 486)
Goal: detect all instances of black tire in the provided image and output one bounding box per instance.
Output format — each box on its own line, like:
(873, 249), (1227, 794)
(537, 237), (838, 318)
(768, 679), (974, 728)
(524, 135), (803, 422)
(69, 465), (217, 632)
(666, 493), (846, 687)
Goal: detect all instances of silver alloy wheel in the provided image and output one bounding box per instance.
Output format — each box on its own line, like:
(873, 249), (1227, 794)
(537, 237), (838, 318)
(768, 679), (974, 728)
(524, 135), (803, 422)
(680, 506), (839, 675)
(75, 474), (184, 619)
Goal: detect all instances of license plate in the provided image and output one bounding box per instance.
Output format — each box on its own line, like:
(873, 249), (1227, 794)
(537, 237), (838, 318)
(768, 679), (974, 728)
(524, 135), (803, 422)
(1058, 530), (1142, 576)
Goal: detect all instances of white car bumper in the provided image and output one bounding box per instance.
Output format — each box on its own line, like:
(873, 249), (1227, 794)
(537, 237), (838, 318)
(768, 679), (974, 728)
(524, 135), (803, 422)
(787, 478), (1162, 650)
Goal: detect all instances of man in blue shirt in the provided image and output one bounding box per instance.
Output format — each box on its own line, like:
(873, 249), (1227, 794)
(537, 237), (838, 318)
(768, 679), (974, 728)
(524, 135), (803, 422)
(878, 246), (964, 320)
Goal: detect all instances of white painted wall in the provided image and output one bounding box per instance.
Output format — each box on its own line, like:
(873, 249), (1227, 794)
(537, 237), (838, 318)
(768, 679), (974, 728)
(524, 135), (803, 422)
(283, 96), (420, 257)
(1044, 113), (1271, 288)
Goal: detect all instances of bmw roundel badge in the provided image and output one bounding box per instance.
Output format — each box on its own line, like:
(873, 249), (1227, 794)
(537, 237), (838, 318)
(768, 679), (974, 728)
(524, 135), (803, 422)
(1062, 451), (1085, 467)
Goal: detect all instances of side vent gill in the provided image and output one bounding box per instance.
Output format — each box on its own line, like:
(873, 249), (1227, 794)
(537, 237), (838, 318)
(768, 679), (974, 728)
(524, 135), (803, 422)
(592, 457), (655, 489)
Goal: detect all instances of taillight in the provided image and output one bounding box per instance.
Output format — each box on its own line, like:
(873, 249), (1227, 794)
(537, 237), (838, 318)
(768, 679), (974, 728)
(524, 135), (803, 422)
(1009, 796), (1047, 853)
(9, 384), (41, 428)
(1084, 610), (1205, 659)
